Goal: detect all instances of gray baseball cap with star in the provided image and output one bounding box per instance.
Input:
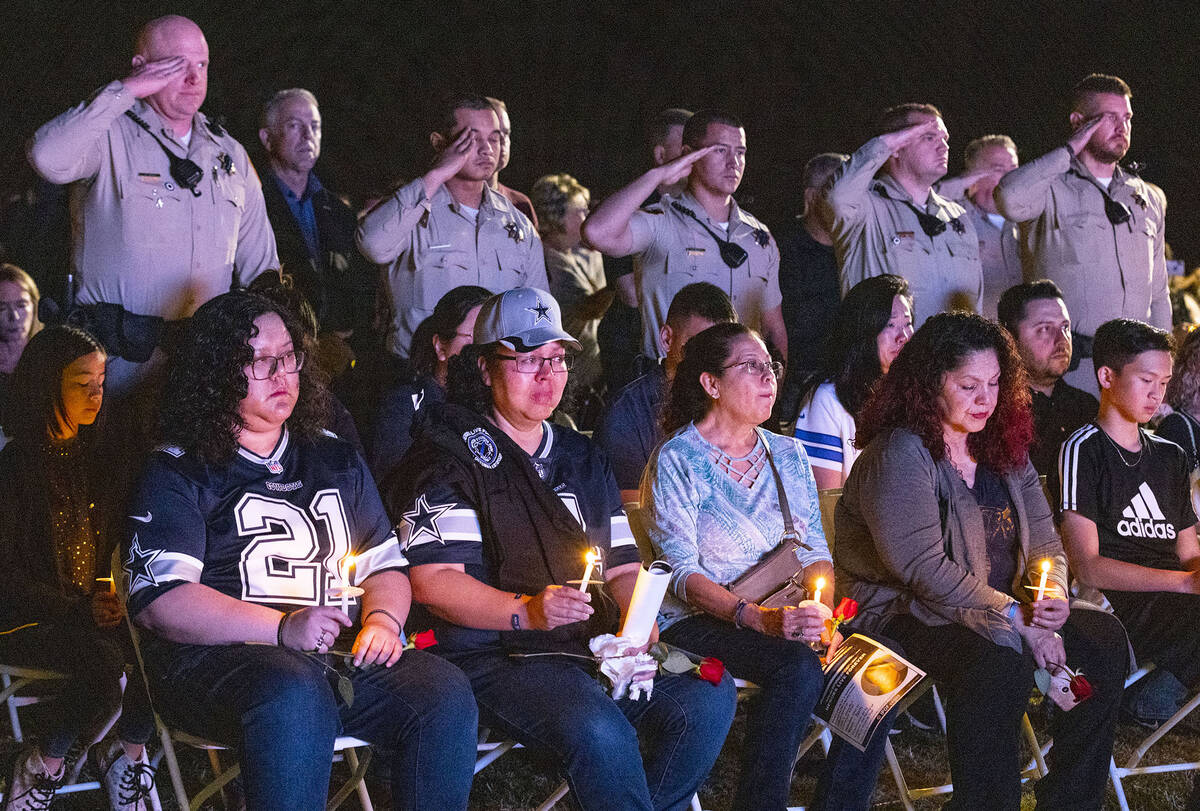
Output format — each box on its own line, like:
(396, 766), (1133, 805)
(473, 287), (582, 351)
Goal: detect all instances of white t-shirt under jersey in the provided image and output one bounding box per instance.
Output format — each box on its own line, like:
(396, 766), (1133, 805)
(793, 382), (859, 478)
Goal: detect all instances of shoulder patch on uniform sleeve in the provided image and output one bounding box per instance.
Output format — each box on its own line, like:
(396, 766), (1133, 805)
(462, 427), (502, 469)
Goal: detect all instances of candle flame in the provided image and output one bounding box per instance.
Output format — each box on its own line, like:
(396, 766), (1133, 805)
(1041, 560), (1051, 573)
(586, 549), (598, 565)
(815, 576), (826, 590)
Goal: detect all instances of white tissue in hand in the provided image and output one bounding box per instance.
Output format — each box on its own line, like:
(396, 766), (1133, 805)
(589, 634), (656, 700)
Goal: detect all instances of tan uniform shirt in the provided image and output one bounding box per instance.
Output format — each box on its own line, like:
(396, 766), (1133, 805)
(357, 179), (547, 357)
(963, 200), (1021, 320)
(828, 136), (983, 327)
(994, 145), (1169, 337)
(627, 192), (781, 358)
(27, 81), (277, 320)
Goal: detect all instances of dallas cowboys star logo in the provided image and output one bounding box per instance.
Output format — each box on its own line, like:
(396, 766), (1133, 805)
(401, 494), (455, 547)
(526, 298), (551, 326)
(124, 534), (162, 591)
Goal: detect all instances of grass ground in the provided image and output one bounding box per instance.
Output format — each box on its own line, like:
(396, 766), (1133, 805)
(7, 696), (1198, 809)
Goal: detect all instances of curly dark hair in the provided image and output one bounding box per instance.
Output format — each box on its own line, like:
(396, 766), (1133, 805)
(160, 290), (330, 464)
(855, 312), (1033, 473)
(796, 274), (911, 417)
(663, 322), (756, 434)
(7, 324), (105, 443)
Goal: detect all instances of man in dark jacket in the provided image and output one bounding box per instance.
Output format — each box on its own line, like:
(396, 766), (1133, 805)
(258, 88), (374, 340)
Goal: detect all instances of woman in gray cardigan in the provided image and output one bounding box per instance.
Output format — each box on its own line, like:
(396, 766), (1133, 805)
(833, 312), (1127, 811)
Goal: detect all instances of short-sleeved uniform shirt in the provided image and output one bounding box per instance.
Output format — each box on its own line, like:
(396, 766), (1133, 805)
(627, 191), (781, 358)
(356, 179), (548, 357)
(793, 382), (859, 479)
(124, 429), (407, 625)
(1056, 424), (1197, 572)
(399, 421), (640, 651)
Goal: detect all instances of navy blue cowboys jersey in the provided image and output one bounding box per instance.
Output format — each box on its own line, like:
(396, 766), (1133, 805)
(400, 421), (640, 650)
(124, 428), (407, 620)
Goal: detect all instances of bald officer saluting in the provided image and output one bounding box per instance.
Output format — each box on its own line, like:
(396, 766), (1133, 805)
(28, 15), (277, 393)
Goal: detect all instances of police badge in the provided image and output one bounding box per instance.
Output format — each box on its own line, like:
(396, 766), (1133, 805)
(505, 221), (526, 243)
(463, 427), (503, 469)
(752, 227), (770, 248)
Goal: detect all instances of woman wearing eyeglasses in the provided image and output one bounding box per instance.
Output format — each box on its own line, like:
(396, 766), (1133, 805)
(123, 290), (478, 810)
(387, 287), (736, 811)
(641, 321), (856, 810)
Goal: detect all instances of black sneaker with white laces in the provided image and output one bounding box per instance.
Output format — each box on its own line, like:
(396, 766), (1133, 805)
(91, 740), (155, 811)
(3, 747), (64, 811)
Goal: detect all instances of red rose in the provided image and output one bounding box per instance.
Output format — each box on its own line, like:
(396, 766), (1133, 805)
(833, 598), (858, 621)
(1069, 674), (1094, 702)
(412, 629), (438, 650)
(696, 657), (725, 686)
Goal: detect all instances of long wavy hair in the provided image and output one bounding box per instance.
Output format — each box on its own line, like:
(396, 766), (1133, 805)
(7, 324), (105, 443)
(1167, 327), (1200, 418)
(855, 312), (1033, 473)
(160, 290), (330, 464)
(796, 274), (911, 417)
(663, 322), (757, 434)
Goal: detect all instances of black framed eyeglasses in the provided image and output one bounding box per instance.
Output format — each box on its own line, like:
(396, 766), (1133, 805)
(494, 354), (573, 374)
(247, 350), (306, 380)
(722, 359), (784, 379)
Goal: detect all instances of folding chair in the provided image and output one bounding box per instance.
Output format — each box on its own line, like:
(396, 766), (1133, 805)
(0, 664), (111, 801)
(1108, 662), (1200, 810)
(111, 551), (374, 810)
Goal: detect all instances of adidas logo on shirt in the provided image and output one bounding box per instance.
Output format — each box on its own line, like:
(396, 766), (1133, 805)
(1117, 482), (1177, 540)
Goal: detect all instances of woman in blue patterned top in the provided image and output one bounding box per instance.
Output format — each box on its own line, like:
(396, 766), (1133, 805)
(641, 321), (858, 811)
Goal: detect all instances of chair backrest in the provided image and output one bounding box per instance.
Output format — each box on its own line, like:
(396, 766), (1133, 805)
(624, 502), (658, 563)
(818, 488), (841, 552)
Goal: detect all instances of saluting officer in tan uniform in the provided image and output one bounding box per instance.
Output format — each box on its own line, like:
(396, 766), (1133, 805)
(27, 15), (277, 391)
(996, 74), (1167, 394)
(584, 110), (786, 361)
(828, 104), (983, 328)
(937, 135), (1022, 320)
(357, 95), (546, 358)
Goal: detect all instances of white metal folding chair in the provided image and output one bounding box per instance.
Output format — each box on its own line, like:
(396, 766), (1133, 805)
(1108, 662), (1200, 810)
(112, 550), (373, 810)
(0, 664), (113, 801)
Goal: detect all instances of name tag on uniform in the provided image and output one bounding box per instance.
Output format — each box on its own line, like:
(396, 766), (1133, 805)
(137, 172), (162, 184)
(892, 231), (915, 245)
(686, 247), (707, 256)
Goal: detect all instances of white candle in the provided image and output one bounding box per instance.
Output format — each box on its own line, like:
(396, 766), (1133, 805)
(579, 548), (599, 592)
(1034, 559), (1050, 602)
(341, 555), (356, 615)
(812, 576), (826, 605)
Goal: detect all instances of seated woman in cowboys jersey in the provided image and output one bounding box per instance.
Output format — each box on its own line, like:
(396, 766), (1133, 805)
(122, 290), (477, 811)
(384, 287), (736, 811)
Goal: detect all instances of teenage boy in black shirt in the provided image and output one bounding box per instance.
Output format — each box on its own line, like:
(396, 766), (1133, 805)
(1057, 318), (1200, 699)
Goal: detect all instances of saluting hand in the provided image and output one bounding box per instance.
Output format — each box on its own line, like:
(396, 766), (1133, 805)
(122, 56), (187, 99)
(430, 127), (476, 182)
(655, 145), (719, 188)
(1068, 114), (1106, 156)
(524, 585), (594, 631)
(880, 117), (941, 154)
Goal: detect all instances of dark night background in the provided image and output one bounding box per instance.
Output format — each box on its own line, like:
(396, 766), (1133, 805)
(2, 0), (1197, 264)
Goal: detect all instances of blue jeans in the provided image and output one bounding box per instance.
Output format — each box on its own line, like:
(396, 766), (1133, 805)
(146, 642), (478, 811)
(450, 648), (737, 811)
(662, 615), (826, 810)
